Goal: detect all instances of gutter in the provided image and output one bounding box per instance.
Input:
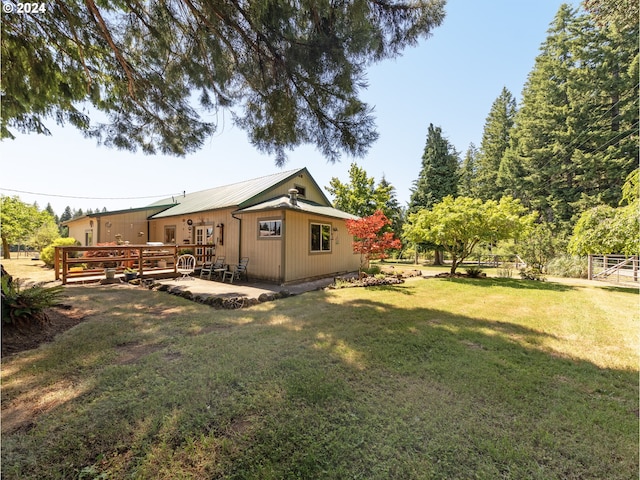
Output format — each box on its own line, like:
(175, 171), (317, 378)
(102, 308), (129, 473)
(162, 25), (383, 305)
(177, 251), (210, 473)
(231, 211), (242, 261)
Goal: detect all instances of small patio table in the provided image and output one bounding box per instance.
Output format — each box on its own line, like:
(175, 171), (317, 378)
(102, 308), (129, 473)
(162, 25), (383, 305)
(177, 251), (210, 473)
(213, 266), (227, 281)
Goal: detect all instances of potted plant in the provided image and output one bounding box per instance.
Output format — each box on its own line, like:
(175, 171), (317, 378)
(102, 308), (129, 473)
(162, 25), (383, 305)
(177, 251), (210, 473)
(123, 268), (137, 281)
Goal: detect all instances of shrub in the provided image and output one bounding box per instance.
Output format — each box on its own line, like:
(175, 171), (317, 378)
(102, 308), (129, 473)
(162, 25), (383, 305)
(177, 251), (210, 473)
(363, 265), (381, 275)
(519, 267), (546, 281)
(547, 255), (588, 278)
(497, 266), (514, 278)
(1, 277), (65, 328)
(40, 237), (79, 267)
(465, 267), (484, 278)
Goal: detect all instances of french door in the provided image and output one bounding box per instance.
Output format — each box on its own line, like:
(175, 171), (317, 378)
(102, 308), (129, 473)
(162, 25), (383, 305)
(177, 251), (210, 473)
(194, 226), (215, 265)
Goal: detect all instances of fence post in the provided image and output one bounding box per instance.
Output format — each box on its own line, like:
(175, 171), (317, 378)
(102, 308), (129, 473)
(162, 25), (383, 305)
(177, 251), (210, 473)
(634, 255), (638, 283)
(588, 254), (593, 280)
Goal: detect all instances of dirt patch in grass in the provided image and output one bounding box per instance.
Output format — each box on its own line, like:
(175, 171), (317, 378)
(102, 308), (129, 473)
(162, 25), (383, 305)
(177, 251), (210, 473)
(1, 305), (89, 357)
(115, 343), (165, 365)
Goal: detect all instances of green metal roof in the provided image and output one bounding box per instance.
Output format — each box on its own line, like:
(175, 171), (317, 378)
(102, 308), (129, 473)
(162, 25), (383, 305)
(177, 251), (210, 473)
(149, 168), (313, 219)
(234, 196), (359, 220)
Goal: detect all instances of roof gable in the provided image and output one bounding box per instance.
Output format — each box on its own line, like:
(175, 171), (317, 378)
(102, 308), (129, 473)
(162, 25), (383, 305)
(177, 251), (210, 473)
(234, 196), (359, 220)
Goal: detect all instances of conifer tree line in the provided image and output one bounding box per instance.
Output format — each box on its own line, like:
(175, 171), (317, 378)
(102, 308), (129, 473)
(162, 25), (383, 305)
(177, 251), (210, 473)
(332, 4), (638, 262)
(409, 4), (637, 246)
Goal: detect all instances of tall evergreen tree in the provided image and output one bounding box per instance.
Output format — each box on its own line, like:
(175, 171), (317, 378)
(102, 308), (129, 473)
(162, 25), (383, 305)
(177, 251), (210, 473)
(459, 143), (478, 197)
(60, 206), (73, 224)
(377, 175), (405, 240)
(499, 5), (582, 227)
(44, 203), (59, 225)
(409, 123), (459, 213)
(569, 16), (639, 211)
(498, 5), (638, 232)
(475, 87), (516, 201)
(583, 0), (639, 31)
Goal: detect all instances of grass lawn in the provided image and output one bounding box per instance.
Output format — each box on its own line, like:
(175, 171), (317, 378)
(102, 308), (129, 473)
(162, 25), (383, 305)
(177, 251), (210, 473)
(1, 266), (638, 479)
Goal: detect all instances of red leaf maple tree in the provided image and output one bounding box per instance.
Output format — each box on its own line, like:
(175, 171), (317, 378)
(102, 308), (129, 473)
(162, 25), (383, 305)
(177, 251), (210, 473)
(345, 210), (402, 270)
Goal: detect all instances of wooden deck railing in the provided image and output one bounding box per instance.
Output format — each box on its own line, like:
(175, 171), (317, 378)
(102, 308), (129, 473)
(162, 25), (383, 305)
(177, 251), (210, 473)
(54, 244), (209, 285)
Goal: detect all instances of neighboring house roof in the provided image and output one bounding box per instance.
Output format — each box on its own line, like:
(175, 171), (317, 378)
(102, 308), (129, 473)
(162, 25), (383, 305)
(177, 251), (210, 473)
(235, 196), (359, 220)
(61, 205), (175, 225)
(60, 215), (91, 227)
(149, 168), (329, 219)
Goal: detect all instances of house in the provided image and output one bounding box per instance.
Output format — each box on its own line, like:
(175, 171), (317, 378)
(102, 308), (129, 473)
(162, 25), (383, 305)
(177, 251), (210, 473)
(63, 168), (361, 284)
(63, 204), (173, 247)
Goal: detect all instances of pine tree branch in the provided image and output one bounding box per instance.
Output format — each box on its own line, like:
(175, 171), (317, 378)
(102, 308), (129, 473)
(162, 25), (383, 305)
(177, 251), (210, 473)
(84, 0), (136, 98)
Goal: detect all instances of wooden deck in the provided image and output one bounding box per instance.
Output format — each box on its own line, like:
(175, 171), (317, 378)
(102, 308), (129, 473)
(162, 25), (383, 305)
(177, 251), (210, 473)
(54, 244), (210, 285)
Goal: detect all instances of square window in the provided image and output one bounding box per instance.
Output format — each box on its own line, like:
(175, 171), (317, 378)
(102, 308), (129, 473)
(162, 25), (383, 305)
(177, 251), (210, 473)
(259, 220), (282, 237)
(311, 223), (331, 252)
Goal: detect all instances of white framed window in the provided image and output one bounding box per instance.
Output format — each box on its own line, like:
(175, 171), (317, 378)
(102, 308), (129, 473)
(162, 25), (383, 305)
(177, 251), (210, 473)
(259, 219), (282, 237)
(310, 223), (331, 252)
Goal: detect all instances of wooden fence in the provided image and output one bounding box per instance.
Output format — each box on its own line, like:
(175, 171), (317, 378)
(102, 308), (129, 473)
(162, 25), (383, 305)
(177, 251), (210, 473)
(465, 254), (527, 268)
(54, 244), (206, 285)
(588, 254), (638, 284)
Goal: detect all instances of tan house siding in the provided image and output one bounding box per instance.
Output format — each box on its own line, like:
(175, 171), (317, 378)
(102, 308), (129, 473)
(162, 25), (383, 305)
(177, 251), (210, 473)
(237, 212), (284, 282)
(283, 210), (360, 283)
(97, 210), (152, 244)
(149, 209), (242, 264)
(65, 217), (94, 246)
(234, 209), (359, 283)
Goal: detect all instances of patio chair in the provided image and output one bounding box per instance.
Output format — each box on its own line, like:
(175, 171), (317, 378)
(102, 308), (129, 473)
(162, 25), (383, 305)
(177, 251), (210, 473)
(200, 256), (225, 280)
(176, 254), (196, 280)
(210, 256), (226, 280)
(199, 260), (213, 279)
(223, 257), (249, 283)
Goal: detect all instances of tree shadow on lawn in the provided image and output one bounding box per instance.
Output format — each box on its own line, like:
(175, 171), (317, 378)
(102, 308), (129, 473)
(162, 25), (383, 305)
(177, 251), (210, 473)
(434, 276), (576, 291)
(601, 285), (640, 295)
(2, 287), (638, 479)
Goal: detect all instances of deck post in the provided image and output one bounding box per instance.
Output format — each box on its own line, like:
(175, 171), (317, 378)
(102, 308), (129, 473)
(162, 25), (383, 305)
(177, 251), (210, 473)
(138, 247), (144, 279)
(173, 245), (178, 275)
(62, 249), (68, 285)
(54, 247), (60, 281)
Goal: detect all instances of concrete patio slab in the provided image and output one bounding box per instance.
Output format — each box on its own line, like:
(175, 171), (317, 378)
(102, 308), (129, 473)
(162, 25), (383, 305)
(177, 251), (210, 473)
(155, 275), (347, 299)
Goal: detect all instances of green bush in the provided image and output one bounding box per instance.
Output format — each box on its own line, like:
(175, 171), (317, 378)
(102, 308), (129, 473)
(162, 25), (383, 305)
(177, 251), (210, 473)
(497, 266), (514, 278)
(547, 255), (588, 278)
(519, 267), (546, 281)
(1, 277), (65, 327)
(465, 267), (484, 278)
(363, 265), (381, 275)
(40, 238), (79, 267)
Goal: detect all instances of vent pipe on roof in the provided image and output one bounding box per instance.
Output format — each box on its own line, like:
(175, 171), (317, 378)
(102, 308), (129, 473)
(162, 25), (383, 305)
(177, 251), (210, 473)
(288, 188), (299, 206)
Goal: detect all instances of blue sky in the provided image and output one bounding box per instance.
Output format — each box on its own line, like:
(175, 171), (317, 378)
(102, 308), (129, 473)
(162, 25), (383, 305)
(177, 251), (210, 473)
(1, 1), (581, 216)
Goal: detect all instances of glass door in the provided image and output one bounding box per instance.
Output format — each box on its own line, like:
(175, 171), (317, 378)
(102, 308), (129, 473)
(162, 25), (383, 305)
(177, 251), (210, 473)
(195, 226), (215, 265)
